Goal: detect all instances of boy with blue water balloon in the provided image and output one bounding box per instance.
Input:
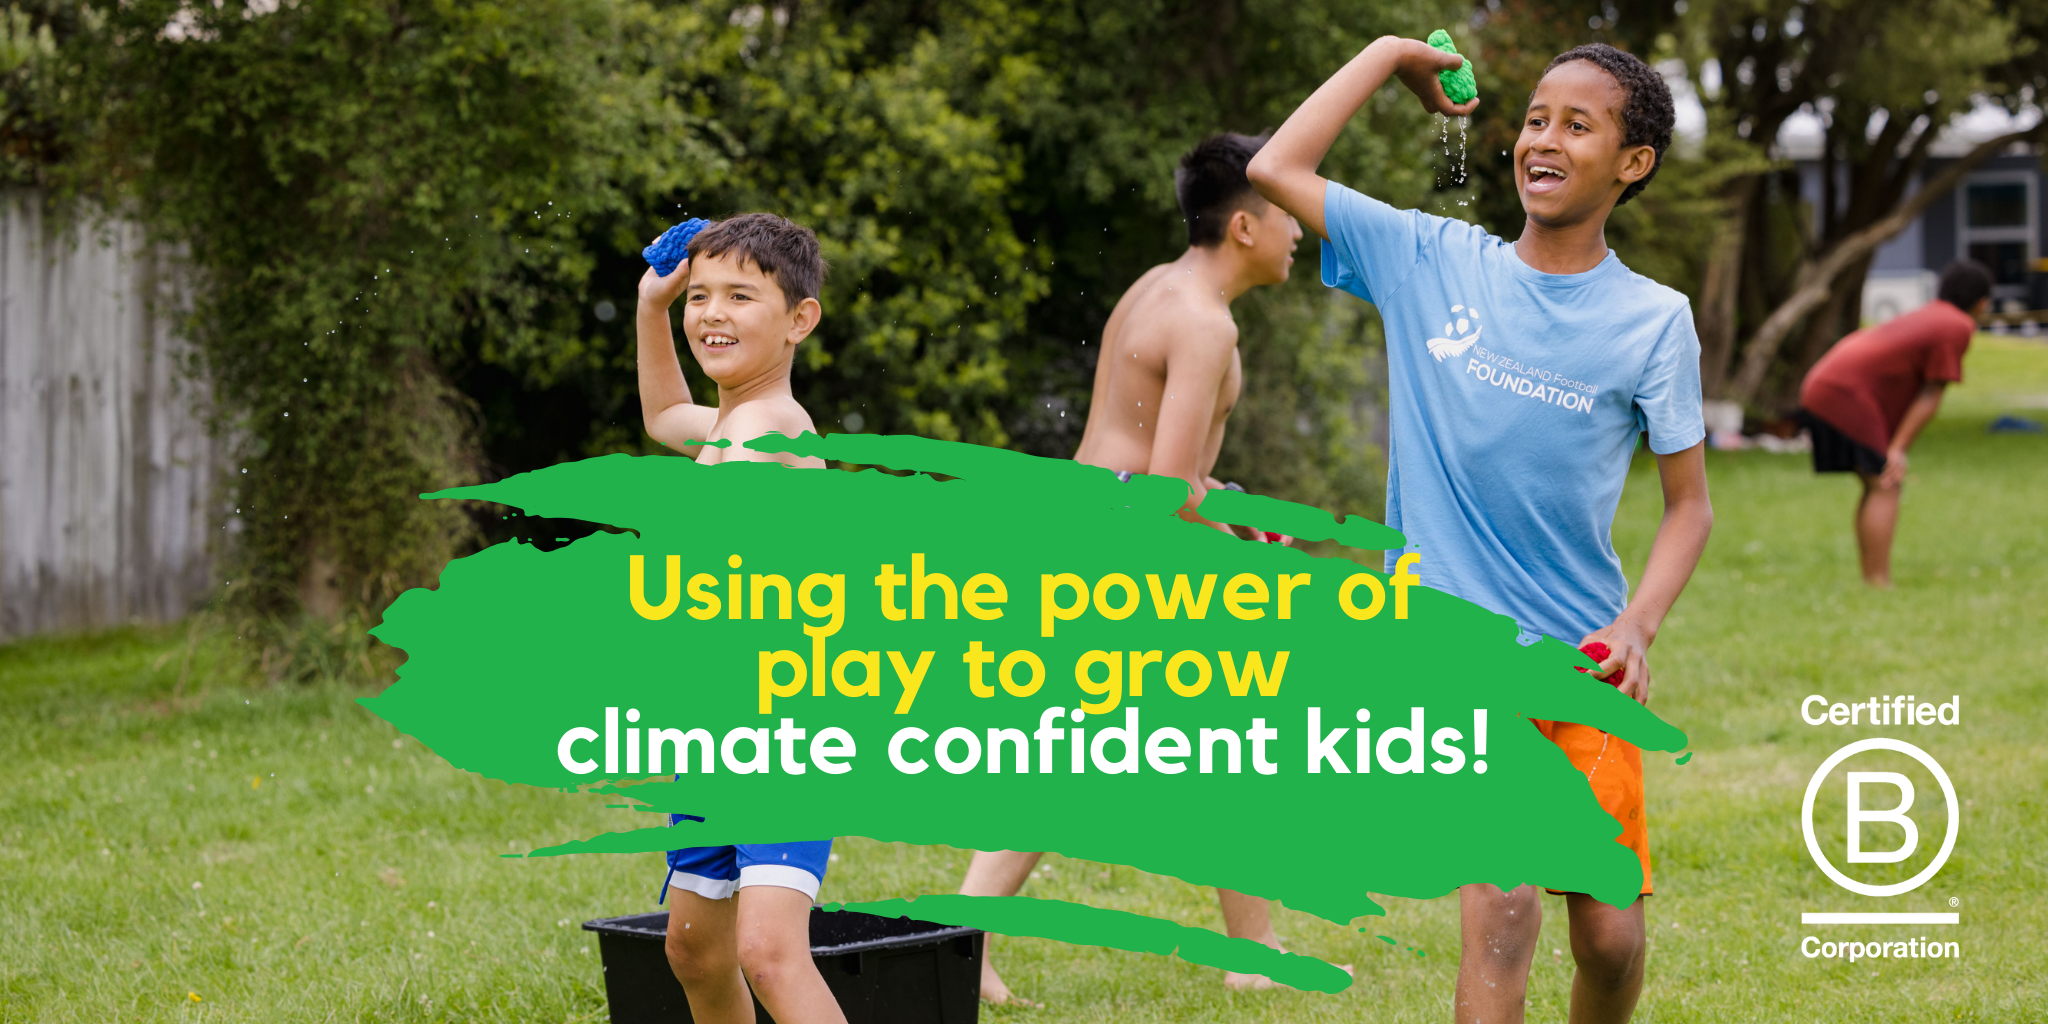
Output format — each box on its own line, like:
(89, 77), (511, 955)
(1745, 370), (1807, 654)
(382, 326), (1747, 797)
(635, 211), (840, 1023)
(636, 213), (829, 470)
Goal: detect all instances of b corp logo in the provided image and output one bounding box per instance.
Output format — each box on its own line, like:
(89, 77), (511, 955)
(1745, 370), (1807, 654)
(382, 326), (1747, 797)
(1801, 737), (1959, 897)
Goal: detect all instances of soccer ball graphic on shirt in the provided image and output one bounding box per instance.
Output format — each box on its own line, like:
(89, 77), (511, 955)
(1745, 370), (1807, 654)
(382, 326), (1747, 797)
(1427, 304), (1483, 362)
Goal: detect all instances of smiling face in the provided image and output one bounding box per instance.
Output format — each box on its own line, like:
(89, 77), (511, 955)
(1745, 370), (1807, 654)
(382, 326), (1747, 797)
(1515, 60), (1657, 229)
(681, 251), (820, 388)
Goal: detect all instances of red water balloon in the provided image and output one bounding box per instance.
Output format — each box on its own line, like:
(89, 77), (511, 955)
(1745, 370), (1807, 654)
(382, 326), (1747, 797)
(1577, 641), (1625, 687)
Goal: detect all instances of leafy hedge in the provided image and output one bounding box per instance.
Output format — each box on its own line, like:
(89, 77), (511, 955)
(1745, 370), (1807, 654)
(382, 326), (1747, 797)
(25, 0), (1459, 654)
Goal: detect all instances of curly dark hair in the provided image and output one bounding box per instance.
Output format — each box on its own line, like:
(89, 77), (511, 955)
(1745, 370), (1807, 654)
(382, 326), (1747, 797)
(1935, 259), (1994, 310)
(1540, 43), (1674, 207)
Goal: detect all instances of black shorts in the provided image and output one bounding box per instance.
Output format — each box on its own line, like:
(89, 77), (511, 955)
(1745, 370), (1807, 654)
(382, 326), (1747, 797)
(1799, 409), (1886, 476)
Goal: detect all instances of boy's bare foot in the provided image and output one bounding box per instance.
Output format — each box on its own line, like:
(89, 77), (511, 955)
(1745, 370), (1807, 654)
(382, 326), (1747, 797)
(1224, 969), (1279, 991)
(979, 959), (1043, 1008)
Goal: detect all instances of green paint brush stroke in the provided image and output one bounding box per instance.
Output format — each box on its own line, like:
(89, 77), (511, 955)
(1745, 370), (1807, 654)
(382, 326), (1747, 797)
(757, 430), (1406, 548)
(823, 896), (1354, 993)
(1191, 487), (1406, 549)
(366, 434), (1687, 983)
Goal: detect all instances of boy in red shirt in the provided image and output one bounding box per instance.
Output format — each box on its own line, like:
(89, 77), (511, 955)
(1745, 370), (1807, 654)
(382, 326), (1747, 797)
(1799, 259), (1992, 586)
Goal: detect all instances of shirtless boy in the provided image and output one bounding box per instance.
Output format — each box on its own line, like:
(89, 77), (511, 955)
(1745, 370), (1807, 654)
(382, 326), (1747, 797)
(959, 133), (1305, 1004)
(635, 212), (841, 1024)
(637, 212), (828, 469)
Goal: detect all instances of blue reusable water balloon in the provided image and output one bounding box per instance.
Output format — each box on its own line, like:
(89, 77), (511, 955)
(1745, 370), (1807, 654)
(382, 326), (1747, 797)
(643, 218), (710, 277)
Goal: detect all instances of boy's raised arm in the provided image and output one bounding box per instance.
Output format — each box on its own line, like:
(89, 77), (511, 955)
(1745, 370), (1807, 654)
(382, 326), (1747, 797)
(637, 259), (719, 449)
(1247, 36), (1476, 240)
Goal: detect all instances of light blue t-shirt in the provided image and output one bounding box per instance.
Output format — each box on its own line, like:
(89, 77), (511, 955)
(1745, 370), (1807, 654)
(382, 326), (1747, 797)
(1321, 181), (1704, 642)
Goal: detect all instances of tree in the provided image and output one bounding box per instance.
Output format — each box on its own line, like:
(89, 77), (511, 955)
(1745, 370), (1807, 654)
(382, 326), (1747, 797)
(0, 1), (64, 183)
(677, 0), (1460, 505)
(1722, 122), (2047, 401)
(1452, 0), (2036, 413)
(42, 0), (1461, 670)
(56, 0), (711, 655)
(1674, 0), (2026, 410)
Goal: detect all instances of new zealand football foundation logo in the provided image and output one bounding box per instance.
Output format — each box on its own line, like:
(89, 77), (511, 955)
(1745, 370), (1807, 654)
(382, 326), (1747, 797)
(1426, 304), (1483, 362)
(1437, 303), (1601, 414)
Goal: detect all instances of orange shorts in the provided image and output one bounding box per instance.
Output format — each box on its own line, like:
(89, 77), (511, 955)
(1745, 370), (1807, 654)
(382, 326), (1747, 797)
(1532, 718), (1651, 896)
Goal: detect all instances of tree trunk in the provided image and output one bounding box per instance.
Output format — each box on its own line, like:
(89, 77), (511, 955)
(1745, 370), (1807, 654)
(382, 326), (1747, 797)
(1764, 250), (1873, 412)
(1795, 250), (1876, 371)
(299, 537), (346, 622)
(1698, 174), (1759, 399)
(1723, 125), (2047, 405)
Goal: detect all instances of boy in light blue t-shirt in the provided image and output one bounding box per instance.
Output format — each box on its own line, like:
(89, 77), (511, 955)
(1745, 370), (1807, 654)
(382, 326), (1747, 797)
(1250, 37), (1713, 1024)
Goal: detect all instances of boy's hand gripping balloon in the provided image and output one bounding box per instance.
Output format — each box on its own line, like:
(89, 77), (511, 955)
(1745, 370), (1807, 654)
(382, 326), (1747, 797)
(643, 218), (710, 277)
(1578, 642), (1626, 688)
(1426, 30), (1478, 105)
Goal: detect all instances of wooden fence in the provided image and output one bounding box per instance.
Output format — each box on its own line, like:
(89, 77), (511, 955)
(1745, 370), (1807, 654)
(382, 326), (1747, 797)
(0, 191), (221, 640)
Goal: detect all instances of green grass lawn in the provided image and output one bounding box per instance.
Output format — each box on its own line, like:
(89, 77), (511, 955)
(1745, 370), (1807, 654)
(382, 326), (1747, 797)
(4, 336), (2045, 1023)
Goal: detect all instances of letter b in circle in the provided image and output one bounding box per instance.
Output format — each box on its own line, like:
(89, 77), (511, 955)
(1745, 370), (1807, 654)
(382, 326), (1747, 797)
(1802, 738), (1957, 898)
(1846, 772), (1916, 863)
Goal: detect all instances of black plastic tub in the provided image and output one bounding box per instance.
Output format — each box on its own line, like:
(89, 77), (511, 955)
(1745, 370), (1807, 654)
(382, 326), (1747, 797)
(583, 908), (982, 1024)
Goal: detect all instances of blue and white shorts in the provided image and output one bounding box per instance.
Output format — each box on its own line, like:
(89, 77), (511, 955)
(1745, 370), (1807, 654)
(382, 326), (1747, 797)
(665, 840), (833, 901)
